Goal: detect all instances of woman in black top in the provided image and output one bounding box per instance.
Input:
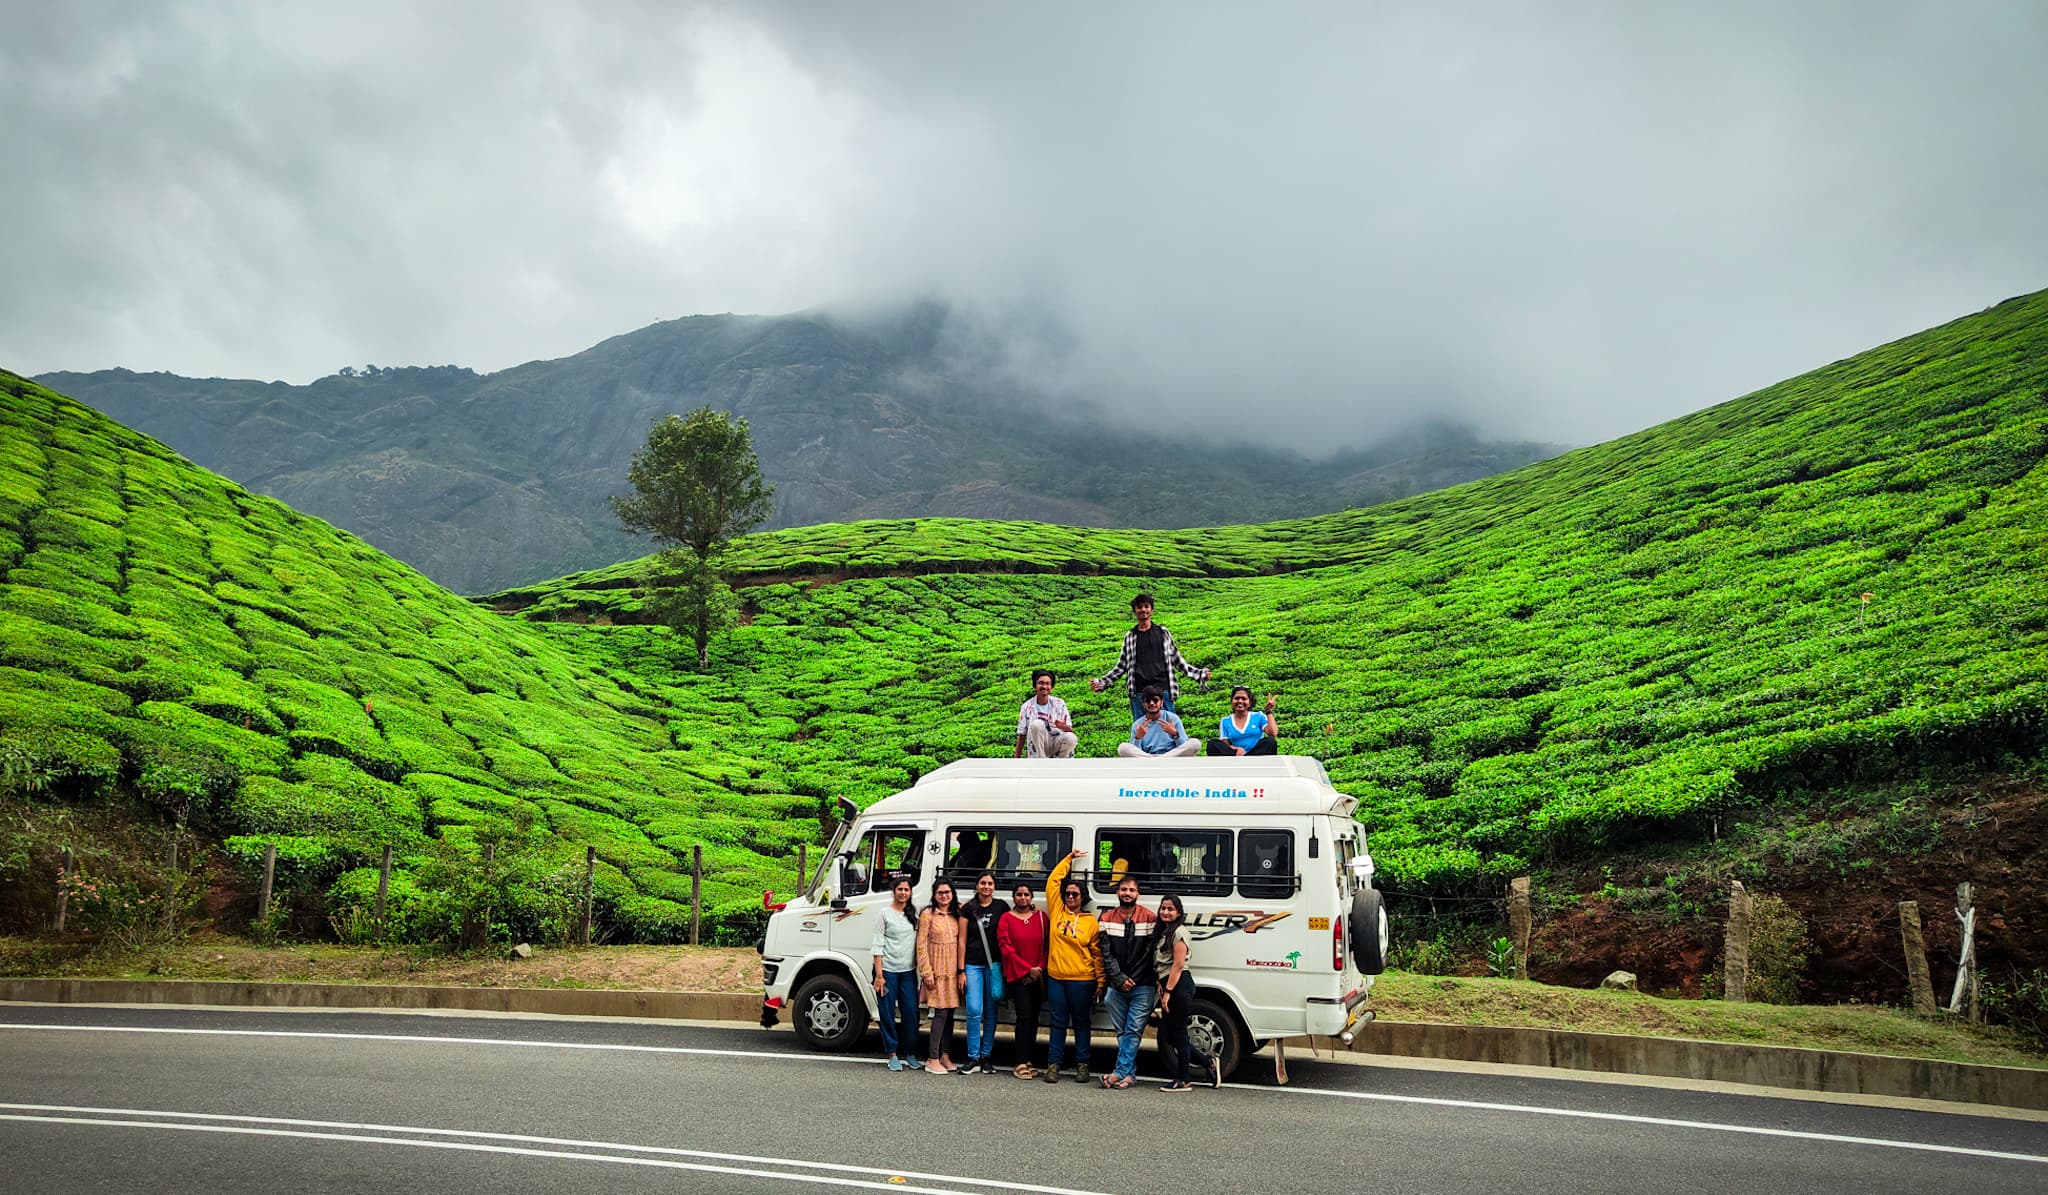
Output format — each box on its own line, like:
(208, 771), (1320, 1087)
(1154, 894), (1219, 1091)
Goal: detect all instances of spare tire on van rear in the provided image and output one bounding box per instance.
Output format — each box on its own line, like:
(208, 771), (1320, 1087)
(1349, 887), (1387, 974)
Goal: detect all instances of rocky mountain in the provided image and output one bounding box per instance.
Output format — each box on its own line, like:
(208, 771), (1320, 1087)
(40, 307), (1562, 592)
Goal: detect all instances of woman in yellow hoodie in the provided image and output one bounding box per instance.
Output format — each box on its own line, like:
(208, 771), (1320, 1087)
(1042, 848), (1104, 1084)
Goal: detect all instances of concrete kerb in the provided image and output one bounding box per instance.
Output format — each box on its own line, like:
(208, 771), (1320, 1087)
(0, 978), (757, 1023)
(5, 977), (2042, 1112)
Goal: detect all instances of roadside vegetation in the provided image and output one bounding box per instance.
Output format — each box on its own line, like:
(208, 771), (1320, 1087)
(2, 290), (2045, 988)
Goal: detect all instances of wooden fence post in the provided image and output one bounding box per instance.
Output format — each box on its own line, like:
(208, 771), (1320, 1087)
(1949, 882), (1979, 1021)
(53, 847), (71, 932)
(579, 846), (596, 947)
(1507, 876), (1532, 980)
(1724, 880), (1752, 1003)
(162, 840), (178, 928)
(690, 844), (703, 947)
(257, 843), (277, 926)
(375, 845), (392, 923)
(1898, 900), (1937, 1015)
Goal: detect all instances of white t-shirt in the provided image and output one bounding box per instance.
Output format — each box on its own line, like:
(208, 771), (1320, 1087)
(1017, 695), (1071, 737)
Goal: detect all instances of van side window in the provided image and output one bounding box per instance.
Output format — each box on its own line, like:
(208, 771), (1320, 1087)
(1237, 830), (1296, 899)
(1095, 829), (1233, 897)
(942, 825), (1073, 892)
(851, 827), (928, 894)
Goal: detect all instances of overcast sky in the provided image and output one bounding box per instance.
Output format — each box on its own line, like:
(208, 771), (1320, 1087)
(4, 2), (2046, 451)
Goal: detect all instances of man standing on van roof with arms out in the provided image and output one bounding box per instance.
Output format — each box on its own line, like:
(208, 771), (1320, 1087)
(1042, 848), (1104, 1084)
(1091, 592), (1209, 720)
(1097, 872), (1159, 1089)
(1014, 669), (1077, 758)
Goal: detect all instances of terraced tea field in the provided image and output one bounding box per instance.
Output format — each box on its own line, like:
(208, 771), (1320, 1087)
(3, 288), (2046, 943)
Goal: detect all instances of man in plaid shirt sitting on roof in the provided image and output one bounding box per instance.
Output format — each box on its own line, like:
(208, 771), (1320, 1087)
(1090, 592), (1210, 721)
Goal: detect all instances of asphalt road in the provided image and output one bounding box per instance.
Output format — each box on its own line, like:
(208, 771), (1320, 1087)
(1, 1005), (2042, 1194)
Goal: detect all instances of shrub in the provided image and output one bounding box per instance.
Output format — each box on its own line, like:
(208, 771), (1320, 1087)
(1744, 893), (1813, 1005)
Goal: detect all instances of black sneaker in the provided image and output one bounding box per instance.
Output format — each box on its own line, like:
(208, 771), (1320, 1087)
(961, 1060), (983, 1075)
(1074, 1064), (1091, 1084)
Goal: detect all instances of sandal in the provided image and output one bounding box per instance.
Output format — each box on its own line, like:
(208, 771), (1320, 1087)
(1014, 1063), (1036, 1079)
(1111, 1074), (1135, 1090)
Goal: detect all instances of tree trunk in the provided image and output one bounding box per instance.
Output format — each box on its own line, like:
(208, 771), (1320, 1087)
(694, 549), (712, 669)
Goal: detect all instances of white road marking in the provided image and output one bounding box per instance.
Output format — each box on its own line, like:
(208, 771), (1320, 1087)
(1262, 1083), (2048, 1166)
(4, 1021), (2042, 1167)
(0, 1106), (1113, 1195)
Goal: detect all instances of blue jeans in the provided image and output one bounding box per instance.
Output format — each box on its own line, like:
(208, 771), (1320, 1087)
(963, 964), (999, 1061)
(1128, 692), (1177, 721)
(1046, 978), (1094, 1068)
(1103, 982), (1157, 1078)
(878, 970), (918, 1058)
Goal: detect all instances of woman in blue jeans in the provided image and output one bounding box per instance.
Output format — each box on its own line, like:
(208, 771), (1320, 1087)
(871, 876), (923, 1071)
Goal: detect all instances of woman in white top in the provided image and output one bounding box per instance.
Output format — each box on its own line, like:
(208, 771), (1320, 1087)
(871, 876), (923, 1071)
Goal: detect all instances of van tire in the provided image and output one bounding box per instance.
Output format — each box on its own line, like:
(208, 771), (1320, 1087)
(791, 972), (869, 1052)
(1185, 995), (1247, 1081)
(1350, 887), (1388, 975)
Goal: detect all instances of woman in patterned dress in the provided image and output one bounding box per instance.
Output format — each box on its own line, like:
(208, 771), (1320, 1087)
(917, 878), (968, 1074)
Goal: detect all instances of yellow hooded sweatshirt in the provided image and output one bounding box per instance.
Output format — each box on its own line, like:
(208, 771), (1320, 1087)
(1045, 854), (1105, 985)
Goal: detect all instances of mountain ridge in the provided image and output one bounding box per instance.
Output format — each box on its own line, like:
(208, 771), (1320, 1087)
(40, 307), (1562, 592)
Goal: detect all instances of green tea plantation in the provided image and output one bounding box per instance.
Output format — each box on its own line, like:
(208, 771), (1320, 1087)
(3, 288), (2046, 946)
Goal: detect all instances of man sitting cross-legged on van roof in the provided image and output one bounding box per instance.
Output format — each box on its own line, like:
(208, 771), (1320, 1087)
(1097, 872), (1160, 1090)
(1115, 686), (1201, 758)
(1014, 669), (1078, 759)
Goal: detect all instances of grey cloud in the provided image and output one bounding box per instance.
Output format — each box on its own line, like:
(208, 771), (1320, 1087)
(3, 1), (2045, 453)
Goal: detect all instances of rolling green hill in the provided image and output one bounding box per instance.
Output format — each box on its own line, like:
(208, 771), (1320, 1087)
(4, 289), (2046, 949)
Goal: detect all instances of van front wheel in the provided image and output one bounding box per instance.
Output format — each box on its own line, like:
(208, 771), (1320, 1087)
(791, 972), (869, 1052)
(1185, 996), (1246, 1081)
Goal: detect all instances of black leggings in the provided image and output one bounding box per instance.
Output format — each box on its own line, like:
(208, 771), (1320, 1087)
(927, 1006), (954, 1059)
(1158, 976), (1211, 1083)
(1209, 737), (1278, 757)
(1010, 976), (1045, 1067)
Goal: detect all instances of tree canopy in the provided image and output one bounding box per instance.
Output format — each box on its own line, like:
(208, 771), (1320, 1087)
(611, 408), (774, 560)
(610, 408), (774, 668)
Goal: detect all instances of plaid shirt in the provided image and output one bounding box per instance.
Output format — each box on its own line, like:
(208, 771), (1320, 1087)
(1095, 624), (1206, 700)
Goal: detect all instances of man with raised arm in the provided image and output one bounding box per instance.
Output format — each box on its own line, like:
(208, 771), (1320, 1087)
(1091, 592), (1209, 720)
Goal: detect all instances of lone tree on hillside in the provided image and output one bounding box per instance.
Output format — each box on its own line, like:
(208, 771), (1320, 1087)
(611, 408), (775, 669)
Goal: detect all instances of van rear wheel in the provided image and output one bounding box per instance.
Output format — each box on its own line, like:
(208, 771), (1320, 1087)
(1185, 996), (1246, 1081)
(791, 972), (869, 1052)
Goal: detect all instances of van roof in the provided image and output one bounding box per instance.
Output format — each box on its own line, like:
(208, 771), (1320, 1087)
(859, 755), (1357, 819)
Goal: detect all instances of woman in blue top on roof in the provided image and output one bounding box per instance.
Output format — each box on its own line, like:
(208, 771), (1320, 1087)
(1210, 686), (1279, 757)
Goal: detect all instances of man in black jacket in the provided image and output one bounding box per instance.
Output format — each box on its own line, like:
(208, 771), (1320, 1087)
(1096, 874), (1158, 1088)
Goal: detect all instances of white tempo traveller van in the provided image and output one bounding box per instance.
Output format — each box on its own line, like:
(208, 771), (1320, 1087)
(759, 755), (1389, 1078)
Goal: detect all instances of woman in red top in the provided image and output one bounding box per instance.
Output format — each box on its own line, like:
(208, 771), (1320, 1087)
(997, 880), (1051, 1078)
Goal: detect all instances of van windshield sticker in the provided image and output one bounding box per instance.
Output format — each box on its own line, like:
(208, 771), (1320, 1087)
(1115, 786), (1266, 799)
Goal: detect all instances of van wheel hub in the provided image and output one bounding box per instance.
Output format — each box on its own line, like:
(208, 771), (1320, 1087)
(804, 991), (851, 1038)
